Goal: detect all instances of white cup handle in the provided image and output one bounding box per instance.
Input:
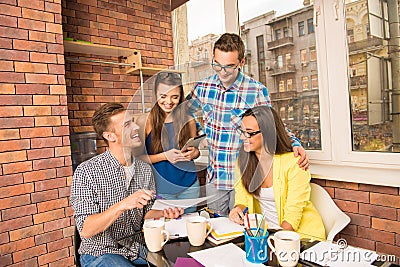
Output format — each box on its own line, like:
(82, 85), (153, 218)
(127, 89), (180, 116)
(160, 230), (170, 248)
(206, 223), (213, 237)
(267, 235), (276, 253)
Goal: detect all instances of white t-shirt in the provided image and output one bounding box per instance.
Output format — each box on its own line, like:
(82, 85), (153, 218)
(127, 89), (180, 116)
(255, 187), (280, 229)
(123, 165), (135, 189)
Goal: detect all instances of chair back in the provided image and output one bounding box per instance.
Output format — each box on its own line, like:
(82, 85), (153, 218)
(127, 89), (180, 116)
(74, 226), (81, 267)
(310, 183), (351, 241)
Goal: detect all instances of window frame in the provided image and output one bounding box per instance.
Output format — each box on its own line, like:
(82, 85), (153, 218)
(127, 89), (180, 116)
(310, 0), (399, 187)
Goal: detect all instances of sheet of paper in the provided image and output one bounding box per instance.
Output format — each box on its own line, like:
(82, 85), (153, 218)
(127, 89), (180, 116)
(300, 241), (378, 267)
(151, 195), (212, 210)
(188, 243), (270, 267)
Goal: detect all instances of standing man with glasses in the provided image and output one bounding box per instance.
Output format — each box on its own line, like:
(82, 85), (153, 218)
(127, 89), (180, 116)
(188, 33), (309, 216)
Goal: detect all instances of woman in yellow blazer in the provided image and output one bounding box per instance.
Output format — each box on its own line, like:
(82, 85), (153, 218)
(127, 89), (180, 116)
(229, 106), (325, 240)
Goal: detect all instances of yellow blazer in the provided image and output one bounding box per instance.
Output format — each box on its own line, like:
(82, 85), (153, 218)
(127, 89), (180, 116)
(234, 153), (326, 240)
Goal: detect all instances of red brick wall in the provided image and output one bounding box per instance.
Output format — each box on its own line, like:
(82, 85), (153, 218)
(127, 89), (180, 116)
(63, 0), (174, 152)
(312, 179), (400, 258)
(0, 0), (73, 266)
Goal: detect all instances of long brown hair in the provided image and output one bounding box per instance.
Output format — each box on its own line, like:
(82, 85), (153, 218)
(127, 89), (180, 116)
(148, 72), (192, 154)
(238, 106), (293, 196)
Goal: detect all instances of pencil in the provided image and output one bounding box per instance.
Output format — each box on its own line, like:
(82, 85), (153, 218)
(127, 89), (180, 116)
(255, 214), (264, 237)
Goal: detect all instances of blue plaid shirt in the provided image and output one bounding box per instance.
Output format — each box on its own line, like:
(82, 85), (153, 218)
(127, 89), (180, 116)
(189, 72), (300, 190)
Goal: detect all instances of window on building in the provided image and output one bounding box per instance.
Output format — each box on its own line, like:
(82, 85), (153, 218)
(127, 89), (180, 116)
(298, 21), (305, 36)
(310, 47), (316, 61)
(311, 74), (318, 89)
(288, 106), (294, 120)
(287, 79), (293, 91)
(347, 28), (354, 43)
(283, 26), (289, 37)
(279, 80), (285, 92)
(280, 106), (286, 120)
(302, 76), (309, 90)
(204, 49), (208, 60)
(300, 49), (307, 63)
(256, 35), (266, 85)
(277, 55), (283, 69)
(275, 29), (281, 40)
(285, 53), (291, 66)
(307, 18), (314, 33)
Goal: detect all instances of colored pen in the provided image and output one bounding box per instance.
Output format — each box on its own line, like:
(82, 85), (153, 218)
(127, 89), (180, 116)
(245, 213), (251, 229)
(154, 194), (164, 200)
(255, 214), (265, 237)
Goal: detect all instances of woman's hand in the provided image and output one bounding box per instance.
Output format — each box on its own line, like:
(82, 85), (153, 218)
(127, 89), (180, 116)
(164, 149), (188, 164)
(181, 146), (200, 160)
(228, 206), (245, 225)
(163, 207), (184, 219)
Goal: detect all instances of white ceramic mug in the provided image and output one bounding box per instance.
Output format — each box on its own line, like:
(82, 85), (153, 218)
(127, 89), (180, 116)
(267, 230), (300, 267)
(186, 216), (213, 246)
(143, 220), (170, 252)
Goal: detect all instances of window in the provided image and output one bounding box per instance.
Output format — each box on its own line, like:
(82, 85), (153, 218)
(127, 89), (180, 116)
(307, 18), (314, 33)
(287, 79), (293, 91)
(256, 35), (266, 85)
(302, 76), (309, 90)
(300, 49), (307, 63)
(288, 106), (294, 120)
(347, 28), (354, 43)
(285, 53), (291, 66)
(275, 29), (281, 40)
(277, 55), (283, 69)
(310, 47), (316, 61)
(279, 80), (285, 92)
(177, 0), (399, 187)
(283, 27), (289, 37)
(280, 106), (286, 120)
(204, 49), (208, 60)
(298, 21), (305, 36)
(311, 74), (318, 89)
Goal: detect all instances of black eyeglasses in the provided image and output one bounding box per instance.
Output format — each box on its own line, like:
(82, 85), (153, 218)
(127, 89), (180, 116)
(157, 71), (182, 80)
(211, 60), (239, 74)
(236, 127), (261, 138)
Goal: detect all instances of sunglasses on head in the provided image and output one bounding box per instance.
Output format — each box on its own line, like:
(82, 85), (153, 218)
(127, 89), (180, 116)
(156, 71), (182, 80)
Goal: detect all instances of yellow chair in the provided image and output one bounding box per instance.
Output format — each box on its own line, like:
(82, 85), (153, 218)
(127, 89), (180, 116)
(310, 183), (351, 241)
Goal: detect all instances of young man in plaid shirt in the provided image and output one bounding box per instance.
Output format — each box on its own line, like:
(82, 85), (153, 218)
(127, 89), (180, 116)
(71, 103), (182, 267)
(188, 33), (309, 216)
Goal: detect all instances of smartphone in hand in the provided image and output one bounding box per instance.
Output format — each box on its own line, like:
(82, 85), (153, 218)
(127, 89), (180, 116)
(181, 134), (206, 151)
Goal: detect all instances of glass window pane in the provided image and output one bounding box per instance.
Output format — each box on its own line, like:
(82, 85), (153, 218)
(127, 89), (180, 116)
(345, 0), (398, 152)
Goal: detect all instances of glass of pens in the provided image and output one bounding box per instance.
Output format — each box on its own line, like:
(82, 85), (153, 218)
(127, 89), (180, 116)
(244, 213), (269, 263)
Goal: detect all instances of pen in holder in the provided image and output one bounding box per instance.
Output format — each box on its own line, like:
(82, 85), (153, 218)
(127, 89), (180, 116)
(244, 228), (269, 264)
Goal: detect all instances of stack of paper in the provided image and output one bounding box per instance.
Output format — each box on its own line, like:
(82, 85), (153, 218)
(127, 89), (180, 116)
(207, 217), (244, 244)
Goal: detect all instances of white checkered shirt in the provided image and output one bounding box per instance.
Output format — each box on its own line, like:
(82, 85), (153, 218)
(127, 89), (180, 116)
(70, 150), (155, 260)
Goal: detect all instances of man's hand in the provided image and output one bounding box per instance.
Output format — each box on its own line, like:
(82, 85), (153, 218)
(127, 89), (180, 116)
(293, 146), (309, 170)
(120, 189), (154, 210)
